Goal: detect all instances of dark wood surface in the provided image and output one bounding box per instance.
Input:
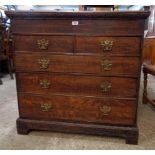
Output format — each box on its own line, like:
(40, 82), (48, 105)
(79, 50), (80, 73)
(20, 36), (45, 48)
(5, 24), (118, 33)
(14, 36), (141, 56)
(143, 38), (155, 64)
(14, 35), (74, 53)
(18, 93), (137, 125)
(5, 11), (150, 19)
(6, 11), (150, 144)
(11, 19), (145, 35)
(15, 52), (140, 76)
(16, 118), (139, 144)
(76, 37), (141, 55)
(143, 64), (155, 107)
(16, 73), (138, 98)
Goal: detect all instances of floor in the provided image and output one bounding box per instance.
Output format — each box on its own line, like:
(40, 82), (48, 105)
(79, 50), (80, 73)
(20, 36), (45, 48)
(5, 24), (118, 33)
(0, 74), (155, 150)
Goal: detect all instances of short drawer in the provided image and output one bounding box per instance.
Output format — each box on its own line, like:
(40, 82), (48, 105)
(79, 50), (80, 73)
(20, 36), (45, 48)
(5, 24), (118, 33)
(76, 37), (140, 56)
(14, 35), (74, 53)
(18, 94), (137, 126)
(16, 73), (138, 98)
(15, 52), (140, 76)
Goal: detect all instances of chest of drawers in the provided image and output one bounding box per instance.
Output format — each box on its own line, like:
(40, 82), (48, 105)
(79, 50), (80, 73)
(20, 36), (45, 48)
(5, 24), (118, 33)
(6, 11), (149, 144)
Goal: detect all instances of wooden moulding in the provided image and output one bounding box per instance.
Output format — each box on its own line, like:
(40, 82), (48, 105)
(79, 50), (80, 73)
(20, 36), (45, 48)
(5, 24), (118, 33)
(5, 11), (150, 19)
(16, 118), (139, 145)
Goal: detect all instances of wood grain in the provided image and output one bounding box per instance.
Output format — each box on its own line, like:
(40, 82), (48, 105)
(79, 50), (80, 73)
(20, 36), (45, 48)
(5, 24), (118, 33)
(76, 36), (141, 55)
(14, 35), (74, 53)
(16, 73), (138, 98)
(10, 19), (145, 35)
(18, 93), (137, 126)
(143, 37), (155, 64)
(15, 52), (140, 76)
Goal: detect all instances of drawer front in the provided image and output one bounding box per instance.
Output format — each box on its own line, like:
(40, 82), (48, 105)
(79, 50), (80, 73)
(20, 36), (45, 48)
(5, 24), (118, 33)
(14, 35), (74, 53)
(15, 52), (140, 76)
(18, 94), (137, 126)
(17, 73), (138, 98)
(12, 19), (144, 35)
(76, 37), (140, 56)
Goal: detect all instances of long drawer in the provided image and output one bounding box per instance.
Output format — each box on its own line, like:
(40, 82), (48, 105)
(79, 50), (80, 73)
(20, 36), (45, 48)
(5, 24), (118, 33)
(15, 52), (140, 76)
(14, 35), (74, 53)
(76, 36), (140, 56)
(16, 73), (138, 98)
(18, 93), (137, 126)
(11, 18), (144, 35)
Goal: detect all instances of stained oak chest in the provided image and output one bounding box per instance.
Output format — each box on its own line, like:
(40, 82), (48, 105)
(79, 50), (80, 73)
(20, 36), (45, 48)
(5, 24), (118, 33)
(6, 11), (150, 144)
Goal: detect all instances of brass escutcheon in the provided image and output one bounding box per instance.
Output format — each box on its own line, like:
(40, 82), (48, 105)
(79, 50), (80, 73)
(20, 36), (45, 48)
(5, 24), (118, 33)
(37, 39), (49, 50)
(100, 82), (112, 93)
(38, 58), (50, 69)
(100, 105), (111, 115)
(101, 60), (112, 71)
(39, 79), (51, 89)
(40, 103), (52, 112)
(100, 40), (113, 51)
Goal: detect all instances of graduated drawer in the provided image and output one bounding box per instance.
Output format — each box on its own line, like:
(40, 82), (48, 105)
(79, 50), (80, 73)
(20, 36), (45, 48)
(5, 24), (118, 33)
(15, 52), (140, 76)
(18, 94), (137, 126)
(76, 37), (140, 56)
(14, 35), (74, 53)
(16, 73), (138, 98)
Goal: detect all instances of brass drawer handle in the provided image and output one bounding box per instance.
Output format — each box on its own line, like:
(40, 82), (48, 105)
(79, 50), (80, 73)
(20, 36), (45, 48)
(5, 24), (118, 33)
(101, 60), (112, 71)
(40, 103), (52, 112)
(37, 39), (49, 50)
(100, 82), (112, 93)
(38, 58), (50, 69)
(39, 79), (51, 89)
(100, 40), (113, 51)
(100, 105), (111, 115)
